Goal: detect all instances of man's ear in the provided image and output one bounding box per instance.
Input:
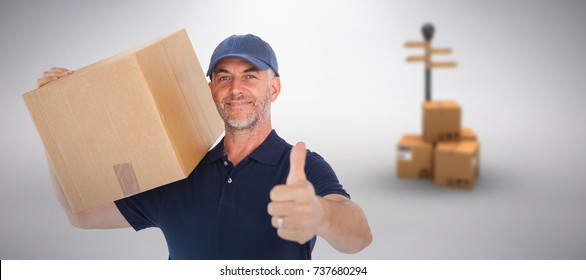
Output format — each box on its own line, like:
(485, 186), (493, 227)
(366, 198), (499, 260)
(270, 76), (281, 102)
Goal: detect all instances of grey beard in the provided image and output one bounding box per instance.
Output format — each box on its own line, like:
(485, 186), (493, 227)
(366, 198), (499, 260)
(219, 91), (271, 131)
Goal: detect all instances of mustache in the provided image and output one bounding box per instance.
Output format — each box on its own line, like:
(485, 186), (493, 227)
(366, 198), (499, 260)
(222, 95), (256, 105)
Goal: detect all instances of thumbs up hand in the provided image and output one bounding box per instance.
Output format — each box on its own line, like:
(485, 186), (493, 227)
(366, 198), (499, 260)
(268, 142), (325, 244)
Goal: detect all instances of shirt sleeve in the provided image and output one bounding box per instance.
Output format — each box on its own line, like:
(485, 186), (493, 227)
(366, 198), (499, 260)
(114, 184), (167, 231)
(305, 151), (350, 199)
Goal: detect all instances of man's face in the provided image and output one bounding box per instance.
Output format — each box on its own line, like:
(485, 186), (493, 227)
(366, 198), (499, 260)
(209, 58), (279, 131)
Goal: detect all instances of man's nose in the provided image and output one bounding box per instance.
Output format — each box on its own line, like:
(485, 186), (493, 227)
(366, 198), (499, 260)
(230, 78), (244, 96)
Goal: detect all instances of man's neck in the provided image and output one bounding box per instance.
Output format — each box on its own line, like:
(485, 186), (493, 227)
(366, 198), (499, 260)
(223, 121), (272, 166)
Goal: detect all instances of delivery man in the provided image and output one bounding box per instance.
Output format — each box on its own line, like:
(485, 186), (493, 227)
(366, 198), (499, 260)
(37, 34), (372, 259)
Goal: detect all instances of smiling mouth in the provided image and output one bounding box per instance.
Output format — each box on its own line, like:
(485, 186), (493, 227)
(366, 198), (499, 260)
(224, 98), (254, 109)
(227, 101), (252, 106)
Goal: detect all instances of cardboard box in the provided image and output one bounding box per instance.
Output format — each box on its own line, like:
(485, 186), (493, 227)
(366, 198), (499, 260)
(434, 140), (480, 190)
(460, 127), (477, 141)
(459, 127), (480, 176)
(23, 29), (225, 212)
(422, 100), (461, 143)
(396, 134), (433, 179)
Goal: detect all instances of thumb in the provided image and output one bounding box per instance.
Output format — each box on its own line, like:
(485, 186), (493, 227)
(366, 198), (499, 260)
(287, 142), (307, 184)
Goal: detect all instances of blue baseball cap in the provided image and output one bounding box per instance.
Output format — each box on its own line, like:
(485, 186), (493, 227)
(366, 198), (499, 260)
(206, 34), (279, 78)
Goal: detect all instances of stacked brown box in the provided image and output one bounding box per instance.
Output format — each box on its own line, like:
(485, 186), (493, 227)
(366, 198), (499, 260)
(460, 127), (477, 141)
(459, 127), (480, 177)
(23, 29), (225, 212)
(396, 100), (481, 189)
(422, 100), (461, 142)
(434, 140), (480, 190)
(396, 134), (433, 179)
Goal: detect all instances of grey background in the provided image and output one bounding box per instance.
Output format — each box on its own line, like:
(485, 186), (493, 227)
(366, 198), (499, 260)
(1, 0), (585, 259)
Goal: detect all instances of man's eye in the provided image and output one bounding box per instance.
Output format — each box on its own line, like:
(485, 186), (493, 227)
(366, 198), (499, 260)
(245, 74), (256, 79)
(219, 76), (231, 81)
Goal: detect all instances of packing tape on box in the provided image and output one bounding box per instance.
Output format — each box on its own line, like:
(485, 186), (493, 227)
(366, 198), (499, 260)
(113, 163), (141, 197)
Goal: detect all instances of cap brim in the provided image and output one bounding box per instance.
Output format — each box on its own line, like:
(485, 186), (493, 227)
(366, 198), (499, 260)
(206, 54), (271, 77)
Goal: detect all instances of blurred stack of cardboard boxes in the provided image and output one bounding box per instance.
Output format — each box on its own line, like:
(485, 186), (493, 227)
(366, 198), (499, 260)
(396, 100), (480, 190)
(399, 23), (480, 190)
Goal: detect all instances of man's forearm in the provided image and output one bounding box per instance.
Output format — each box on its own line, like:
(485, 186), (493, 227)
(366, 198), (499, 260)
(317, 195), (372, 254)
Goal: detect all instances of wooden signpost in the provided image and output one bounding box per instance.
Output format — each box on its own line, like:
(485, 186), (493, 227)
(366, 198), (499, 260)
(404, 23), (457, 101)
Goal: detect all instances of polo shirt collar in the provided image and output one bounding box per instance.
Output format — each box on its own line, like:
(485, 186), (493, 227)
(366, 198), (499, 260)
(201, 129), (286, 166)
(248, 130), (287, 165)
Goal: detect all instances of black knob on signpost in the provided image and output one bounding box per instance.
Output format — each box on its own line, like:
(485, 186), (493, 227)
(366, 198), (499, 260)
(422, 23), (435, 42)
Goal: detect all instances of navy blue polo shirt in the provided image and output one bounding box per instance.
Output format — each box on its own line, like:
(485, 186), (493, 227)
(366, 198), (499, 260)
(114, 130), (349, 260)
